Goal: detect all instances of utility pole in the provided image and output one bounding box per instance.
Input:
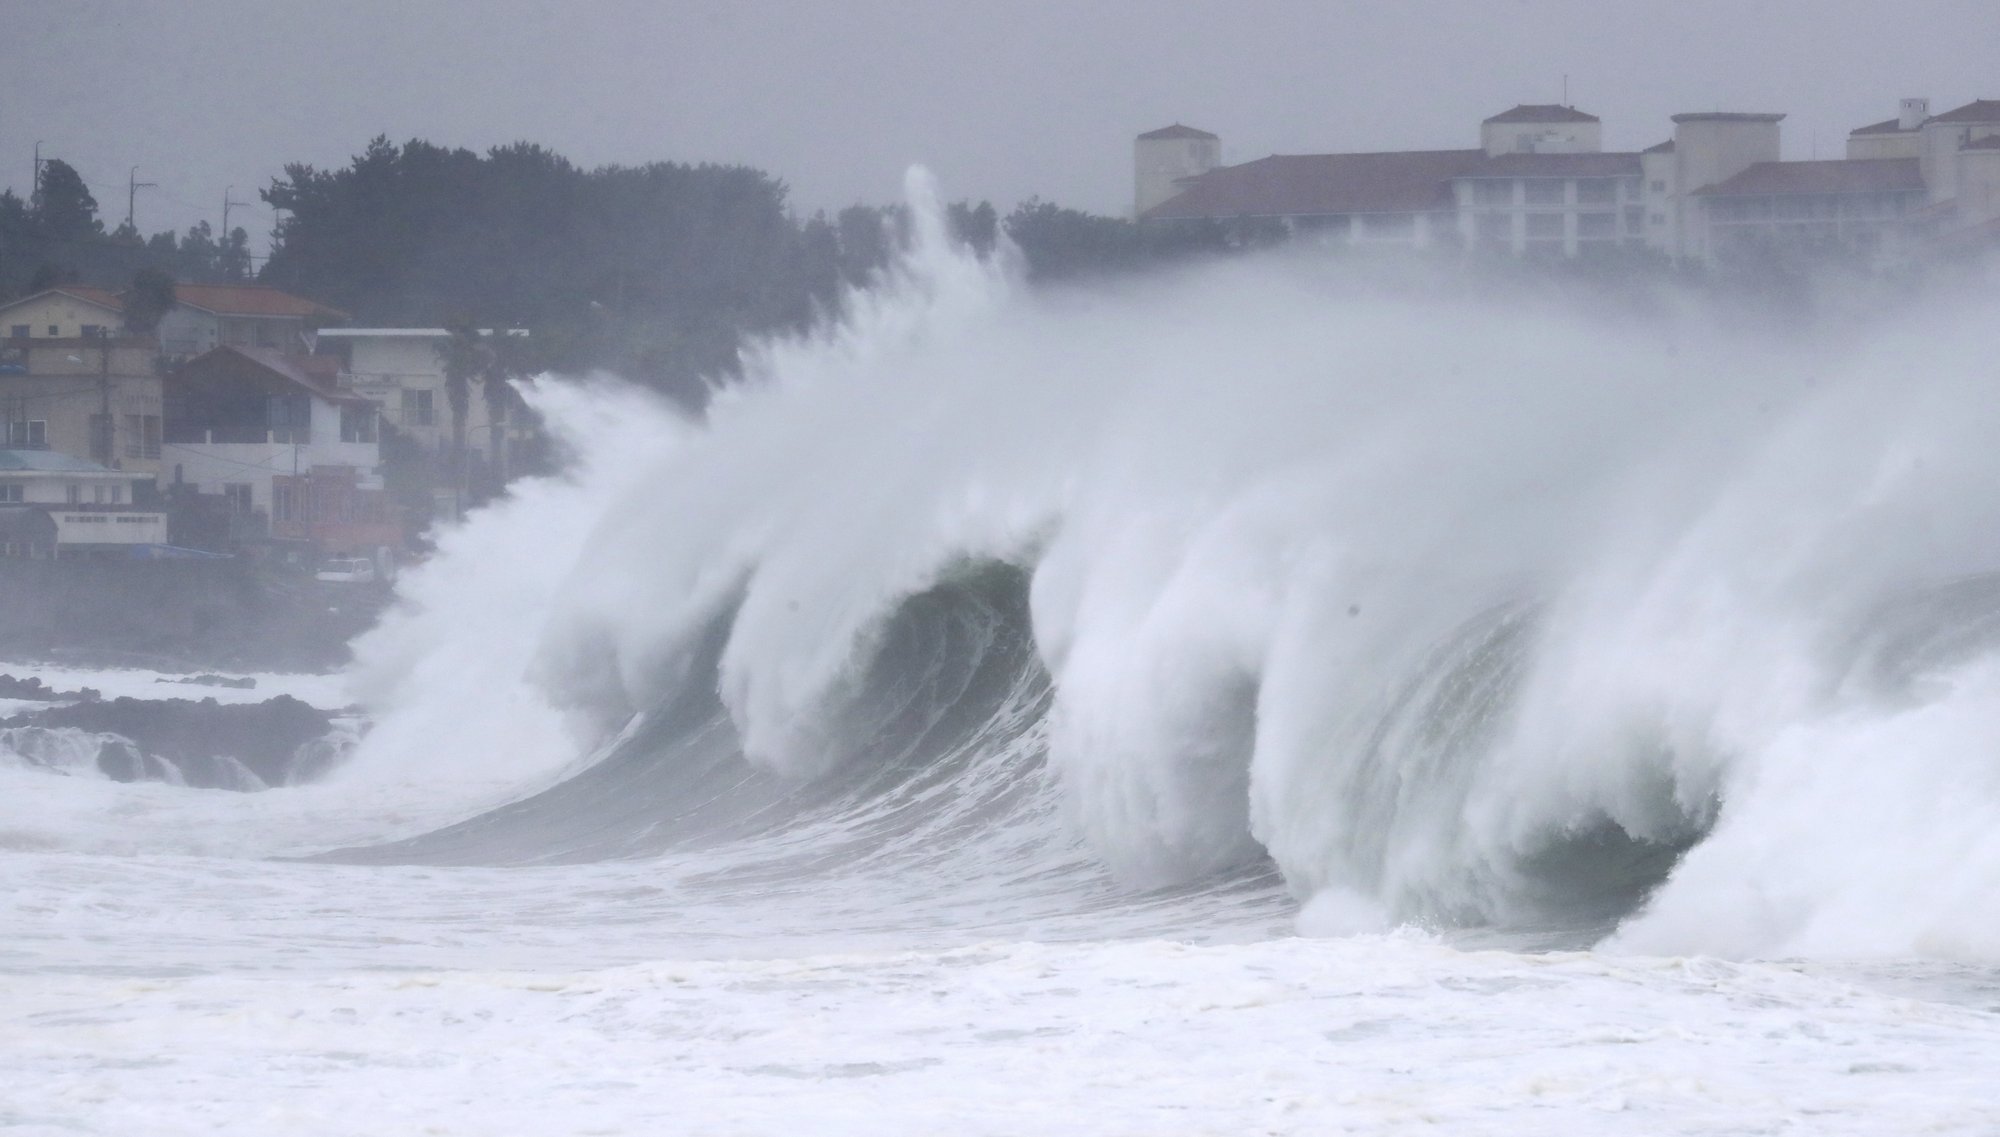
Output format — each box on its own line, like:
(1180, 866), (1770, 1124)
(221, 186), (251, 238)
(127, 166), (157, 230)
(31, 141), (43, 211)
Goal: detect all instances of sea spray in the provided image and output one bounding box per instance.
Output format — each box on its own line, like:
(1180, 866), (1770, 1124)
(328, 170), (2000, 958)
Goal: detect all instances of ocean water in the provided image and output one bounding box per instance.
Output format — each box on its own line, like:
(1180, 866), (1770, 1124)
(4, 177), (2000, 1134)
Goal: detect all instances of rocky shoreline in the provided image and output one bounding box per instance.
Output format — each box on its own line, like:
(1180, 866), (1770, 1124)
(0, 672), (354, 790)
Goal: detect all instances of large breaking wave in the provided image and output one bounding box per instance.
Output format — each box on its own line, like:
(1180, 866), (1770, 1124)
(328, 173), (2000, 960)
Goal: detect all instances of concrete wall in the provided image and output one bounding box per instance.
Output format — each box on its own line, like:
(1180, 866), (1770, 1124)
(158, 311), (308, 358)
(1847, 132), (1922, 160)
(2, 344), (163, 479)
(1481, 120), (1602, 157)
(1922, 118), (2000, 205)
(51, 509), (168, 546)
(1958, 147), (2000, 226)
(0, 471), (135, 506)
(1135, 135), (1221, 217)
(1672, 114), (1783, 261)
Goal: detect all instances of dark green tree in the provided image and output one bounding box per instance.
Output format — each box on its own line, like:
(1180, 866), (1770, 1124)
(124, 267), (177, 333)
(34, 159), (100, 242)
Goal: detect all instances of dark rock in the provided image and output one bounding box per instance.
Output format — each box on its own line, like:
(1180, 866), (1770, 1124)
(1, 695), (345, 790)
(154, 674), (259, 690)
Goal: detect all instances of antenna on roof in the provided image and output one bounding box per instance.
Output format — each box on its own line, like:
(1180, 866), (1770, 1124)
(1562, 74), (1569, 107)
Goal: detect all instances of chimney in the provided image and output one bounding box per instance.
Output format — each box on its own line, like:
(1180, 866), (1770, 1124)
(1899, 98), (1930, 131)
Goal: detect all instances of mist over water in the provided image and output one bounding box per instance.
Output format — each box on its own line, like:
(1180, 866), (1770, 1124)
(329, 172), (2000, 962)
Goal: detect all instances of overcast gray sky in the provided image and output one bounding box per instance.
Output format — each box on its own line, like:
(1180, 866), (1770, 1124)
(2, 0), (1995, 260)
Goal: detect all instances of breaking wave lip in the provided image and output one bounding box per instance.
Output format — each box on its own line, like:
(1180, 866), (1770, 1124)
(318, 169), (2000, 961)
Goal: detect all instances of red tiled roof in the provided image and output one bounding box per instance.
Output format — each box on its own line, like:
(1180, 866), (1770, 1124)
(1484, 105), (1598, 124)
(177, 344), (371, 404)
(0, 286), (125, 314)
(1692, 158), (1924, 196)
(1137, 124), (1217, 141)
(1460, 152), (1642, 178)
(1928, 99), (2000, 125)
(59, 285), (125, 312)
(172, 283), (349, 321)
(1642, 139), (1675, 154)
(1143, 149), (1485, 220)
(1850, 117), (1916, 136)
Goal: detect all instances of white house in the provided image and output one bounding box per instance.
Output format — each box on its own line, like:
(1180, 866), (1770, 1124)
(0, 449), (167, 555)
(313, 327), (531, 459)
(163, 345), (381, 519)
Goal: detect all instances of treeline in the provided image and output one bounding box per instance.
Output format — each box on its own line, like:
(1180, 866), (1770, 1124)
(1, 138), (1244, 403)
(0, 159), (257, 296)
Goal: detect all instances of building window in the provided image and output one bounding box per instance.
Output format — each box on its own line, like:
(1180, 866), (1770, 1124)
(0, 485), (20, 503)
(46, 325), (58, 337)
(1525, 213), (1564, 239)
(1624, 207), (1645, 232)
(223, 483), (253, 514)
(123, 415), (162, 460)
(81, 324), (103, 339)
(1472, 180), (1513, 206)
(1576, 179), (1616, 205)
(8, 325), (27, 339)
(402, 388), (436, 427)
(1360, 213), (1415, 238)
(1475, 213), (1512, 245)
(340, 403), (378, 443)
(88, 413), (112, 463)
(1524, 180), (1564, 205)
(4, 419), (47, 449)
(66, 484), (80, 505)
(268, 394), (312, 443)
(1578, 213), (1617, 239)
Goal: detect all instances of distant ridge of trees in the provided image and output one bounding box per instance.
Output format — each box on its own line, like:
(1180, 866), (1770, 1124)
(0, 158), (256, 298)
(1, 139), (1242, 404)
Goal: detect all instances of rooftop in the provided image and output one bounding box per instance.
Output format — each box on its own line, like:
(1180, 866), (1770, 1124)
(174, 344), (373, 405)
(1928, 99), (2000, 125)
(1964, 135), (2000, 151)
(1642, 139), (1676, 154)
(1137, 124), (1218, 142)
(1850, 117), (1918, 136)
(171, 283), (349, 322)
(1144, 149), (1485, 220)
(0, 286), (126, 314)
(1693, 158), (1924, 197)
(1671, 112), (1786, 124)
(1484, 104), (1599, 125)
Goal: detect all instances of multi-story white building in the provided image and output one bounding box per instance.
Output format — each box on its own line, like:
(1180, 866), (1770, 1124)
(1137, 97), (2000, 267)
(312, 327), (530, 461)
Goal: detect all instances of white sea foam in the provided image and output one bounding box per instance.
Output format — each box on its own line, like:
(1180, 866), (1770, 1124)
(7, 173), (2000, 1133)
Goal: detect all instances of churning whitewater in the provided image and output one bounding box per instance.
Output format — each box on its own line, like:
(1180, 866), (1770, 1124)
(339, 174), (2000, 959)
(7, 175), (2000, 1134)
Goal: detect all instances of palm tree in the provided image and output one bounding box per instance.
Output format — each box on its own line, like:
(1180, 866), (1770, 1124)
(435, 323), (488, 520)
